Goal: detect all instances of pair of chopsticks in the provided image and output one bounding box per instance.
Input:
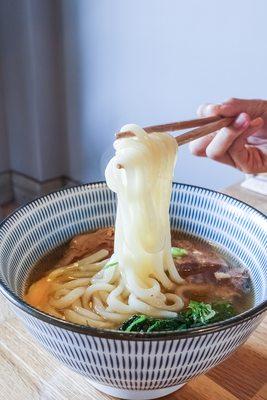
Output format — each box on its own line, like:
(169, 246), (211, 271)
(116, 115), (234, 146)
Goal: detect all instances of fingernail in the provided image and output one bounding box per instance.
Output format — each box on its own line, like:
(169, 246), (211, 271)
(206, 104), (219, 116)
(233, 113), (249, 129)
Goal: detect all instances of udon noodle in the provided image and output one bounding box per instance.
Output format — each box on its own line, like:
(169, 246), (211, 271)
(26, 125), (185, 328)
(104, 124), (184, 316)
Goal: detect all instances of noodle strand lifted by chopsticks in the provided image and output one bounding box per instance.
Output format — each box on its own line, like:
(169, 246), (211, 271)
(27, 125), (184, 328)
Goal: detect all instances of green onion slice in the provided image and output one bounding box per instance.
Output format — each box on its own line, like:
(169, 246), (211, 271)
(171, 247), (188, 257)
(104, 260), (119, 269)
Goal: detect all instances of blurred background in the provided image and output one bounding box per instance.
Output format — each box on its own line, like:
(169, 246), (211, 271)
(0, 0), (266, 209)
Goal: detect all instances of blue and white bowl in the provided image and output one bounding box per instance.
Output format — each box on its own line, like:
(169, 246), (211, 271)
(0, 183), (266, 400)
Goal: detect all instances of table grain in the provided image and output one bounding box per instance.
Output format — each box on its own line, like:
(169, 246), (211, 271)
(0, 183), (266, 400)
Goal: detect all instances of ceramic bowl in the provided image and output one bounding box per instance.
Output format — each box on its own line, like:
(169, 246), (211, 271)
(0, 183), (266, 400)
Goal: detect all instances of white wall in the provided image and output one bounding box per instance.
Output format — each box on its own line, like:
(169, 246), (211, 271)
(62, 0), (267, 189)
(1, 0), (266, 189)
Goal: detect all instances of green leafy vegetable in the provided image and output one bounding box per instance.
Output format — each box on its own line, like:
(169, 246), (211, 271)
(119, 300), (236, 333)
(186, 300), (216, 324)
(146, 317), (186, 332)
(171, 247), (188, 257)
(120, 314), (186, 333)
(123, 315), (147, 332)
(209, 300), (236, 323)
(104, 261), (118, 270)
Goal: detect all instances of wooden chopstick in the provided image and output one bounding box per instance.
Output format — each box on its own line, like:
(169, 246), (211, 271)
(116, 115), (221, 139)
(175, 117), (234, 145)
(115, 116), (234, 146)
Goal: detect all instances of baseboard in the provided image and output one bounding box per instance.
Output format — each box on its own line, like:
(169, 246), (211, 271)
(0, 171), (13, 205)
(0, 171), (82, 206)
(12, 173), (66, 204)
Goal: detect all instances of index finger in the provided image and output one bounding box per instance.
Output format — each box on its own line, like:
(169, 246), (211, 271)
(197, 103), (221, 117)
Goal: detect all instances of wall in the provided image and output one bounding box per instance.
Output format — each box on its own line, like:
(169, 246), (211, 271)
(62, 0), (267, 189)
(0, 0), (266, 190)
(0, 0), (67, 181)
(0, 71), (9, 173)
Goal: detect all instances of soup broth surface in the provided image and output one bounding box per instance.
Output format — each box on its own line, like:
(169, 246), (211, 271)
(24, 228), (254, 330)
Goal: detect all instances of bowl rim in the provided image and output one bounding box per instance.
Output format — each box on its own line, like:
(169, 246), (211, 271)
(0, 181), (266, 341)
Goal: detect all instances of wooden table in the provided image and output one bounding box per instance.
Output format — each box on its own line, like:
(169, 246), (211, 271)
(0, 183), (266, 400)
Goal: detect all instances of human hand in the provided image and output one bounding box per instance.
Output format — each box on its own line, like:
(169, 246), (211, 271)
(190, 98), (267, 173)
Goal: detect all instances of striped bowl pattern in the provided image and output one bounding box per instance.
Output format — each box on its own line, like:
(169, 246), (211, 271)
(0, 183), (266, 400)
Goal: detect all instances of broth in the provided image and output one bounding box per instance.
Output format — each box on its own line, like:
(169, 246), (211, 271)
(24, 228), (254, 331)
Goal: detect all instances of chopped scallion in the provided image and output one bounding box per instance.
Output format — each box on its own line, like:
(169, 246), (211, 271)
(104, 261), (118, 269)
(171, 247), (188, 257)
